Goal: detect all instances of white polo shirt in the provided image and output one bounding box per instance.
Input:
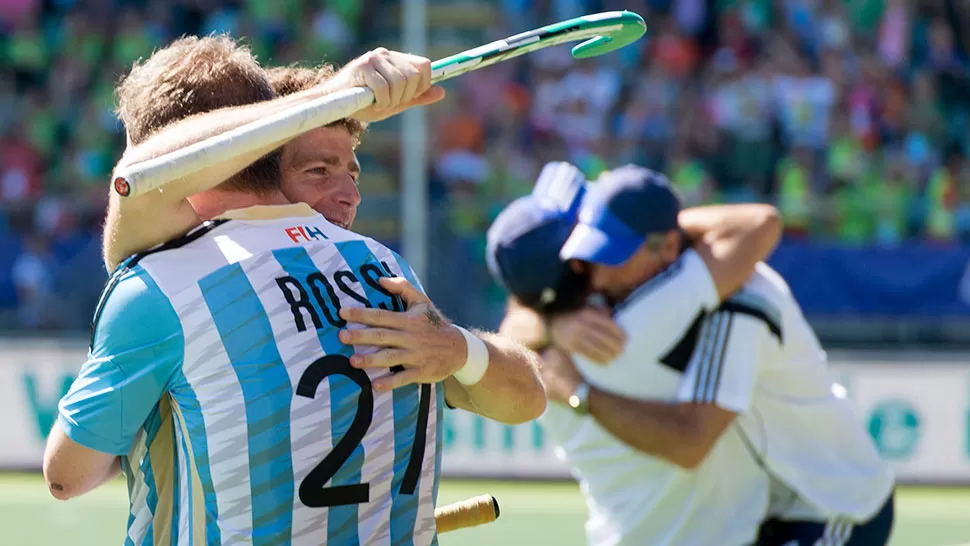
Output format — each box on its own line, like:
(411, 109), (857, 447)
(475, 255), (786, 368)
(541, 250), (770, 546)
(678, 263), (894, 522)
(541, 252), (895, 546)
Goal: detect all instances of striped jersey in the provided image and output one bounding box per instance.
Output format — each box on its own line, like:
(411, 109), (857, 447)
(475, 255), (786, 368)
(541, 250), (770, 546)
(58, 204), (444, 546)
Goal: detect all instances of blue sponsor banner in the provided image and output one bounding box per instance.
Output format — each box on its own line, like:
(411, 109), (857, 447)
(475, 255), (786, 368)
(768, 241), (970, 317)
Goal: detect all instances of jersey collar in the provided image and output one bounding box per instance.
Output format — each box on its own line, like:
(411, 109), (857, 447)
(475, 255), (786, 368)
(216, 203), (318, 221)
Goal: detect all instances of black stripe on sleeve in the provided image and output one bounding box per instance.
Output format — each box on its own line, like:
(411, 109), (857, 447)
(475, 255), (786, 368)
(718, 301), (782, 342)
(659, 310), (706, 373)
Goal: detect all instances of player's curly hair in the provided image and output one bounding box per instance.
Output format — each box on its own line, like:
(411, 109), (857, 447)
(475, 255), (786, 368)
(265, 65), (368, 148)
(115, 35), (280, 194)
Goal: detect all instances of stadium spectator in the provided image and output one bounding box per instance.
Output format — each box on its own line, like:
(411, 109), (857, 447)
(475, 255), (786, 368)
(3, 0), (970, 330)
(0, 127), (43, 204)
(12, 233), (57, 330)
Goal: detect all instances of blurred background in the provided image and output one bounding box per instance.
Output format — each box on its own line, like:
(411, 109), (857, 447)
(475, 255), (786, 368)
(2, 0), (970, 544)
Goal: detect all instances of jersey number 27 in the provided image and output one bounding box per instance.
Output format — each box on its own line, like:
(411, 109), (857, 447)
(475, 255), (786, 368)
(296, 354), (432, 508)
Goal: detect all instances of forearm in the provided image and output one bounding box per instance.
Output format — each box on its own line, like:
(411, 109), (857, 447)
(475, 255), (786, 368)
(118, 82), (346, 169)
(115, 82), (348, 199)
(498, 300), (550, 351)
(585, 387), (704, 468)
(104, 82), (355, 270)
(444, 331), (546, 424)
(678, 204), (782, 299)
(679, 204), (781, 251)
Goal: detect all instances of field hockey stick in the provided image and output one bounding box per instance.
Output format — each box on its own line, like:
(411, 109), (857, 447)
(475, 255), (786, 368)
(434, 494), (500, 534)
(112, 10), (646, 198)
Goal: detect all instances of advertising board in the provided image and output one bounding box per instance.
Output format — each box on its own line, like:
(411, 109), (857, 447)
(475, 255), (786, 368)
(2, 340), (967, 483)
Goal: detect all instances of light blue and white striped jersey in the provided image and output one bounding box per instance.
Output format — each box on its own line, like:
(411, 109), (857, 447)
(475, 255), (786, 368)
(58, 204), (445, 546)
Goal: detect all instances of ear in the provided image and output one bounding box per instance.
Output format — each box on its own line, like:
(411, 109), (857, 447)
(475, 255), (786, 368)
(661, 230), (681, 263)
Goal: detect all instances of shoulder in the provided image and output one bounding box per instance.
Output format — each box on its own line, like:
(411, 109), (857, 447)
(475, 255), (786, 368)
(729, 264), (790, 312)
(720, 267), (787, 342)
(609, 250), (719, 368)
(113, 219), (232, 297)
(323, 232), (426, 292)
(376, 245), (425, 292)
(91, 262), (182, 353)
(614, 249), (716, 316)
(330, 230), (399, 268)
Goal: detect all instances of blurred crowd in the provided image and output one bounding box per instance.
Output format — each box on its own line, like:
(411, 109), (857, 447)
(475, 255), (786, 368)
(2, 0), (970, 330)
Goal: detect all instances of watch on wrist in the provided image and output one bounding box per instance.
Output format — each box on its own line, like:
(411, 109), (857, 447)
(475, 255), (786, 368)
(567, 382), (591, 415)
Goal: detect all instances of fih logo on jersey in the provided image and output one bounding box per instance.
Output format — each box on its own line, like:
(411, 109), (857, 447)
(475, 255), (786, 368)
(285, 225), (327, 243)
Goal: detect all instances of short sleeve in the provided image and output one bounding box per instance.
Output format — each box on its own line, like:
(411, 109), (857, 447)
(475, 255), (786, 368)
(57, 266), (183, 455)
(613, 249), (719, 346)
(675, 308), (779, 412)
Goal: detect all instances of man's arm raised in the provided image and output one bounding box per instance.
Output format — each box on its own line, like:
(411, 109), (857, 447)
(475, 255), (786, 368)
(115, 49), (442, 184)
(339, 277), (547, 425)
(678, 204), (781, 300)
(497, 203), (781, 364)
(104, 49), (445, 270)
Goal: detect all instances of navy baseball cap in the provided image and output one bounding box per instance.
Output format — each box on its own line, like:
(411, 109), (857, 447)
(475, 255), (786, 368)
(560, 165), (681, 266)
(486, 196), (589, 313)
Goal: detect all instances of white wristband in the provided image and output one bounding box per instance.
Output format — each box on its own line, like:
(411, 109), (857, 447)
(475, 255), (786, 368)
(452, 325), (490, 386)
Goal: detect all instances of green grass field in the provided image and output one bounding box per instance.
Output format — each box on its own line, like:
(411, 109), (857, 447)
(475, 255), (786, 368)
(3, 473), (968, 545)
